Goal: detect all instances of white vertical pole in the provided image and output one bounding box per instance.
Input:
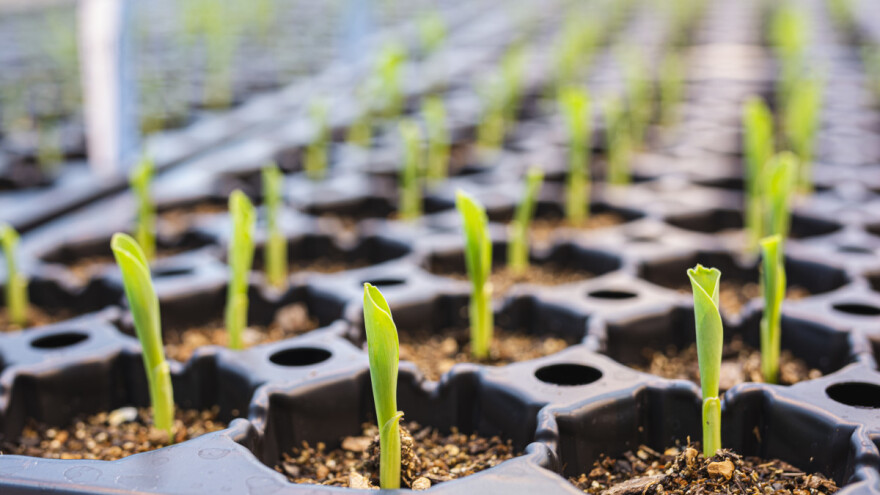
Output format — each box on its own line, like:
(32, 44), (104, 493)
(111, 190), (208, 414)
(78, 0), (139, 178)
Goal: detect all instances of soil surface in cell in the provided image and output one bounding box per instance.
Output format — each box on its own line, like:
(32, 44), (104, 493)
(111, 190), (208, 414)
(62, 246), (188, 284)
(399, 327), (568, 381)
(432, 264), (594, 297)
(0, 306), (69, 332)
(632, 336), (821, 391)
(277, 421), (518, 489)
(676, 280), (809, 315)
(528, 212), (625, 244)
(1, 407), (226, 460)
(158, 202), (227, 237)
(570, 444), (838, 494)
(165, 302), (319, 362)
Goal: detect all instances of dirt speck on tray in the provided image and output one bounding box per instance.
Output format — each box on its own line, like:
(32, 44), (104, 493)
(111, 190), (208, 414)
(529, 212), (624, 244)
(399, 327), (568, 381)
(165, 302), (319, 362)
(677, 280), (809, 315)
(0, 305), (68, 332)
(570, 444), (838, 494)
(432, 264), (593, 296)
(1, 407), (226, 460)
(632, 336), (821, 390)
(277, 421), (518, 488)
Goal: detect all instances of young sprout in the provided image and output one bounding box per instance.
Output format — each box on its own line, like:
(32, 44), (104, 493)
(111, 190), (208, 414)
(225, 190), (256, 350)
(687, 264), (723, 458)
(417, 10), (446, 57)
(500, 44), (526, 124)
(305, 101), (330, 181)
(375, 43), (407, 117)
(552, 16), (601, 92)
(0, 224), (28, 327)
(262, 163), (287, 288)
(422, 96), (450, 182)
(111, 233), (174, 439)
(759, 235), (785, 384)
(36, 124), (62, 173)
(604, 98), (632, 185)
(130, 156), (156, 261)
(363, 283), (403, 489)
(770, 5), (808, 105)
(783, 79), (821, 192)
(398, 120), (424, 221)
(508, 168), (544, 275)
(659, 51), (684, 126)
(743, 97), (775, 250)
(763, 152), (797, 239)
(456, 191), (493, 359)
(347, 112), (372, 148)
(558, 86), (591, 224)
(619, 47), (651, 147)
(476, 84), (506, 156)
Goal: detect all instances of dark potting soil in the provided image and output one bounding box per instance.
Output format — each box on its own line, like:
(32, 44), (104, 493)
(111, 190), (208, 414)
(158, 202), (227, 237)
(676, 280), (809, 315)
(0, 305), (69, 332)
(569, 444), (838, 494)
(631, 337), (821, 391)
(431, 264), (594, 297)
(277, 421), (518, 489)
(1, 406), (226, 461)
(64, 247), (188, 284)
(528, 212), (625, 244)
(164, 302), (319, 362)
(399, 327), (568, 381)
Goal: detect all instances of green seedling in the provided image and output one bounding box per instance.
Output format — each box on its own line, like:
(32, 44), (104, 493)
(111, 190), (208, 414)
(130, 156), (156, 261)
(508, 168), (544, 274)
(262, 163), (287, 288)
(225, 191), (256, 350)
(552, 16), (602, 92)
(347, 112), (372, 148)
(619, 47), (651, 147)
(363, 283), (403, 489)
(659, 51), (685, 126)
(375, 43), (407, 117)
(759, 235), (785, 384)
(743, 97), (775, 250)
(763, 152), (797, 240)
(476, 83), (506, 156)
(398, 120), (424, 221)
(418, 10), (446, 57)
(783, 79), (821, 192)
(827, 0), (853, 30)
(422, 96), (450, 182)
(770, 5), (808, 106)
(500, 44), (526, 124)
(456, 191), (493, 359)
(1, 224), (28, 327)
(558, 86), (591, 224)
(111, 233), (174, 440)
(305, 101), (330, 181)
(604, 98), (632, 185)
(36, 124), (62, 174)
(687, 264), (723, 458)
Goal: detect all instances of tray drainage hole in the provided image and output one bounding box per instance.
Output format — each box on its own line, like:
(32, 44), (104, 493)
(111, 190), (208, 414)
(588, 290), (637, 300)
(362, 278), (406, 288)
(535, 364), (602, 386)
(31, 332), (89, 349)
(832, 303), (880, 316)
(152, 266), (195, 278)
(826, 382), (880, 408)
(838, 245), (873, 255)
(269, 347), (332, 367)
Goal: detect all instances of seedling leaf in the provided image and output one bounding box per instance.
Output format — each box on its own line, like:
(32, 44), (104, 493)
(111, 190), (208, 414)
(456, 191), (493, 359)
(225, 190), (256, 350)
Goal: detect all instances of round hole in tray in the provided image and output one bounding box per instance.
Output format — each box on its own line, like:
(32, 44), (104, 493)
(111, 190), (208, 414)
(269, 347), (332, 367)
(362, 278), (406, 288)
(535, 363), (602, 386)
(832, 303), (880, 316)
(837, 245), (874, 255)
(31, 331), (89, 349)
(587, 289), (637, 300)
(151, 266), (195, 278)
(826, 382), (880, 408)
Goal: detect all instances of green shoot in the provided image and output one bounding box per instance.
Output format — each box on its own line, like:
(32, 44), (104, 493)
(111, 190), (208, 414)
(827, 0), (853, 30)
(619, 47), (651, 147)
(456, 191), (493, 359)
(508, 168), (544, 274)
(476, 84), (506, 156)
(347, 113), (372, 148)
(305, 101), (330, 181)
(375, 43), (407, 117)
(558, 86), (592, 224)
(423, 96), (450, 182)
(225, 191), (256, 350)
(687, 264), (723, 458)
(130, 156), (156, 261)
(770, 5), (808, 106)
(0, 224), (28, 327)
(659, 51), (684, 126)
(262, 163), (287, 288)
(362, 283), (403, 489)
(398, 120), (423, 221)
(763, 152), (797, 240)
(604, 98), (632, 185)
(111, 233), (174, 439)
(500, 44), (526, 124)
(552, 16), (601, 92)
(743, 97), (775, 250)
(783, 79), (821, 192)
(759, 235), (785, 384)
(417, 10), (446, 57)
(36, 124), (62, 173)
